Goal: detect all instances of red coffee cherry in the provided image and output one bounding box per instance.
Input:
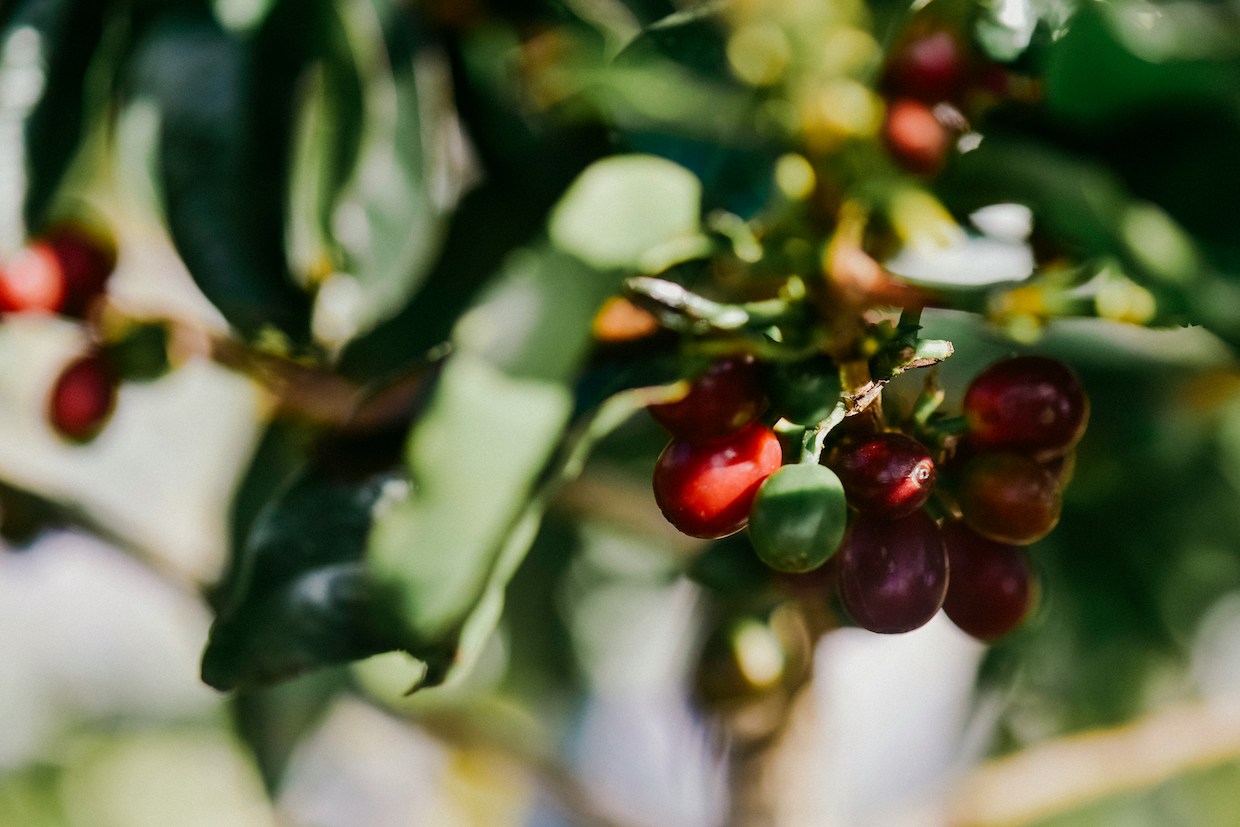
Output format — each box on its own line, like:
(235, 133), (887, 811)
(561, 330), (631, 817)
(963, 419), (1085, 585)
(957, 452), (1061, 545)
(963, 355), (1088, 457)
(941, 520), (1036, 641)
(837, 510), (948, 634)
(47, 352), (118, 442)
(653, 421), (782, 539)
(883, 28), (968, 104)
(45, 224), (117, 317)
(649, 356), (765, 443)
(0, 243), (64, 314)
(882, 98), (951, 175)
(0, 224), (116, 317)
(826, 432), (937, 520)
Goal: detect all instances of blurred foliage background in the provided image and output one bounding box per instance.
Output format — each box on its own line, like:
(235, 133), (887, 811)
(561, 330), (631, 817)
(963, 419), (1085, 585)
(3, 0), (1240, 825)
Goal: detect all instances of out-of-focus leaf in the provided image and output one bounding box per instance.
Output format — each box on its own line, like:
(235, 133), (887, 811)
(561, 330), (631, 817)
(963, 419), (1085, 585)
(0, 0), (111, 250)
(309, 1), (468, 345)
(1044, 2), (1240, 129)
(335, 23), (614, 381)
(938, 133), (1204, 293)
(612, 6), (775, 215)
(548, 154), (703, 271)
(127, 8), (314, 343)
(202, 467), (407, 691)
(367, 246), (625, 688)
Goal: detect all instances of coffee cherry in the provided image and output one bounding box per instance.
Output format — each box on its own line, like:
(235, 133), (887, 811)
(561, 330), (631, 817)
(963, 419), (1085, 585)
(748, 463), (848, 573)
(882, 99), (951, 175)
(0, 224), (116, 317)
(837, 510), (948, 634)
(45, 224), (117, 317)
(649, 355), (766, 443)
(941, 521), (1036, 641)
(883, 28), (967, 104)
(957, 452), (1061, 545)
(0, 243), (64, 314)
(47, 352), (118, 442)
(653, 421), (782, 539)
(826, 432), (937, 520)
(765, 354), (842, 426)
(963, 355), (1088, 457)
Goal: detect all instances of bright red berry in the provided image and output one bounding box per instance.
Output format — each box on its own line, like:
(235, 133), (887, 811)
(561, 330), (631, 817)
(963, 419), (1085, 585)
(837, 510), (948, 634)
(0, 243), (64, 314)
(0, 224), (116, 317)
(47, 353), (117, 442)
(882, 98), (951, 175)
(649, 356), (766, 443)
(963, 355), (1088, 457)
(826, 432), (937, 520)
(941, 521), (1036, 641)
(957, 452), (1061, 545)
(653, 421), (782, 539)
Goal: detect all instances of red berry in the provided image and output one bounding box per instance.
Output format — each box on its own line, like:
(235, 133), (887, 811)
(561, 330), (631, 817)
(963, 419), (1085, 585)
(963, 355), (1089, 457)
(882, 99), (951, 175)
(649, 356), (766, 443)
(45, 224), (117, 317)
(0, 224), (116, 317)
(941, 521), (1036, 641)
(47, 353), (117, 442)
(883, 28), (967, 103)
(837, 510), (948, 634)
(653, 421), (783, 539)
(957, 452), (1061, 545)
(826, 432), (937, 520)
(0, 243), (65, 314)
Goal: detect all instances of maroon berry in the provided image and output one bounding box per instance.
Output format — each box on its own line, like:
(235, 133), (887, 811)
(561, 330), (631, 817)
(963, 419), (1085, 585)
(45, 224), (117, 317)
(883, 98), (951, 175)
(957, 452), (1061, 545)
(941, 521), (1036, 641)
(826, 432), (937, 520)
(837, 510), (948, 634)
(883, 28), (967, 103)
(653, 421), (783, 539)
(963, 355), (1089, 457)
(47, 353), (117, 442)
(650, 356), (766, 443)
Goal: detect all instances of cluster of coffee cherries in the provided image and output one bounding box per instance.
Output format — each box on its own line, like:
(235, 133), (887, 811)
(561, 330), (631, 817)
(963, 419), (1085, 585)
(877, 20), (1029, 176)
(0, 223), (122, 442)
(649, 353), (1088, 642)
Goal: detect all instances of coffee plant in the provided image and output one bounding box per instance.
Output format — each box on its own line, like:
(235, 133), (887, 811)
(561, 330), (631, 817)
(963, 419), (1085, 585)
(4, 0), (1240, 822)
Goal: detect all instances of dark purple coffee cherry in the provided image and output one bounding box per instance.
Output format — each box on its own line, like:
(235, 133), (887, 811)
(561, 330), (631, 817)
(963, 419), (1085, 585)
(837, 511), (948, 634)
(826, 432), (937, 519)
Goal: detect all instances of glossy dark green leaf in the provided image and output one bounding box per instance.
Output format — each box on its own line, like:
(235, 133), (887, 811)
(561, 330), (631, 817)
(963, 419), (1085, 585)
(0, 0), (111, 246)
(127, 8), (314, 343)
(202, 467), (406, 691)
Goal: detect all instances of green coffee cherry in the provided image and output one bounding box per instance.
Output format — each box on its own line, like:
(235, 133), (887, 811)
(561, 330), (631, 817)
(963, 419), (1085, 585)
(747, 463), (848, 572)
(767, 355), (842, 426)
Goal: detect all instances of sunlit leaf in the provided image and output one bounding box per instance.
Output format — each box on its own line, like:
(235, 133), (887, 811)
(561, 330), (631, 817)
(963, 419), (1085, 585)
(549, 154), (703, 271)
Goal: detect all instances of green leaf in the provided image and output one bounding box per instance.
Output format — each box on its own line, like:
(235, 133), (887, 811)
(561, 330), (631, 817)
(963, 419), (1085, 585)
(1045, 2), (1240, 129)
(306, 0), (463, 344)
(549, 154), (704, 271)
(127, 8), (314, 344)
(202, 467), (407, 691)
(367, 246), (625, 688)
(0, 0), (111, 247)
